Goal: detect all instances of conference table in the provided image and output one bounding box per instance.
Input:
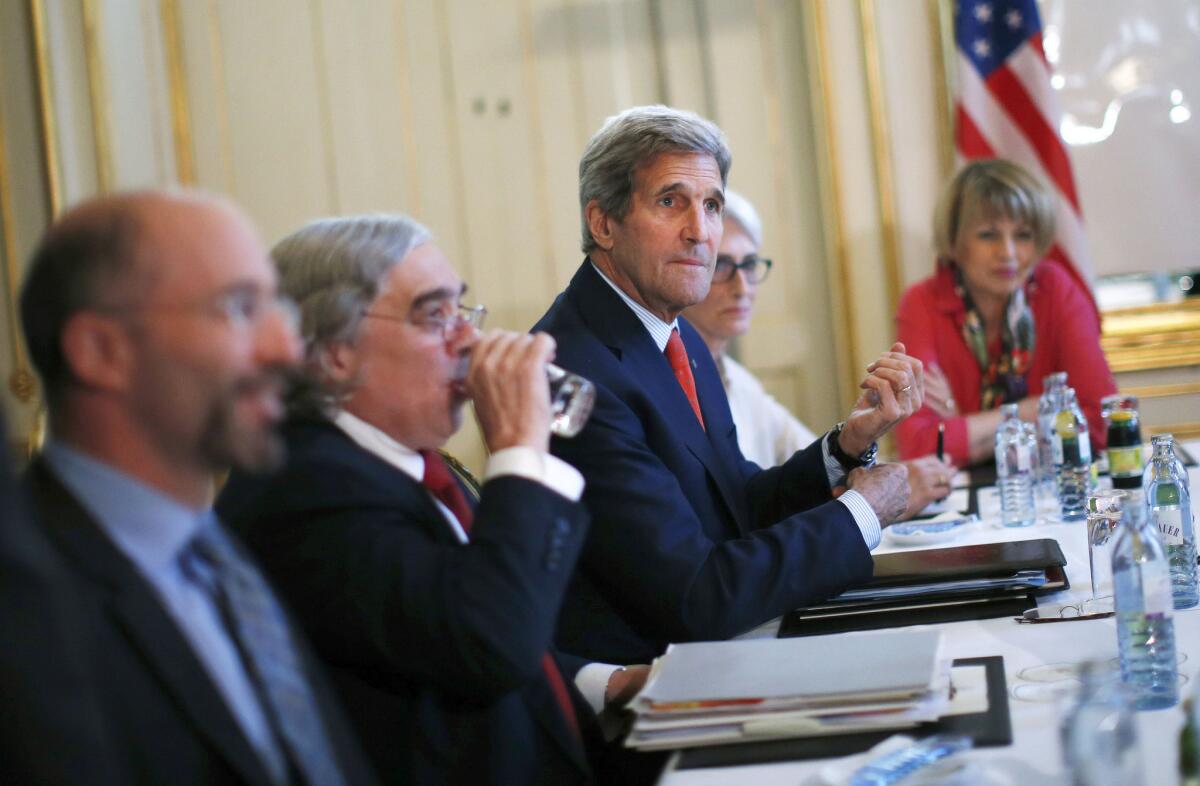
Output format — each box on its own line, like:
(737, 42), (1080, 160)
(658, 442), (1200, 786)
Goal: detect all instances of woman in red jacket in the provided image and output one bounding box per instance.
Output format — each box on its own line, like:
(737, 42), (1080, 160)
(895, 159), (1116, 467)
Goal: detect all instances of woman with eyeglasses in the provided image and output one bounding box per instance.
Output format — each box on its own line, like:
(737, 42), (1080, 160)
(684, 190), (955, 518)
(894, 159), (1116, 467)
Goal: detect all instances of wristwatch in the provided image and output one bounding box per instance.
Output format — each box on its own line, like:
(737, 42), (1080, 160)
(828, 422), (878, 471)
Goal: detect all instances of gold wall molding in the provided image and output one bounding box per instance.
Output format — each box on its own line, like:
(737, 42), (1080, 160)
(160, 0), (195, 184)
(928, 0), (955, 180)
(29, 0), (62, 216)
(206, 0), (236, 193)
(0, 100), (36, 403)
(1147, 422), (1200, 442)
(856, 0), (902, 317)
(1122, 381), (1200, 400)
(82, 0), (115, 193)
(807, 0), (860, 403)
(1101, 300), (1200, 373)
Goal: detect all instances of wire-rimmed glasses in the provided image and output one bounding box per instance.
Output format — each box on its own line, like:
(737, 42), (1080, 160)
(367, 301), (594, 438)
(364, 303), (487, 340)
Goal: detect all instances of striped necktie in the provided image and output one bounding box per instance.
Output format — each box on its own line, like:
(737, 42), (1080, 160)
(182, 522), (347, 786)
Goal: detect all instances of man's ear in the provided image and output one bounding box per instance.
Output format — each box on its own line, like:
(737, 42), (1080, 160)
(585, 199), (616, 252)
(318, 341), (360, 386)
(60, 312), (137, 393)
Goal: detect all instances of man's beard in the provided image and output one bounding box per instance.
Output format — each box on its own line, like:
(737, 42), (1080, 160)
(197, 371), (290, 473)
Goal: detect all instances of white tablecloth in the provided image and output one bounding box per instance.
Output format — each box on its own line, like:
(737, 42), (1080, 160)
(658, 447), (1200, 786)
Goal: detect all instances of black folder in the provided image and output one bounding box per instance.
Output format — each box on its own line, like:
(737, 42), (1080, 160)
(674, 655), (1011, 770)
(779, 539), (1067, 638)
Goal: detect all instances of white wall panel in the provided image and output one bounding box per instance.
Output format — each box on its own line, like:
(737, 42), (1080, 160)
(211, 0), (333, 241)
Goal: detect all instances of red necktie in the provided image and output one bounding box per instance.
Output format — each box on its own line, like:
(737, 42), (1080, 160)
(419, 450), (582, 745)
(666, 329), (705, 430)
(420, 450), (474, 533)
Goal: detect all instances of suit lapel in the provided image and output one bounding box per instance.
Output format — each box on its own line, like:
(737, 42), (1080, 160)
(27, 462), (273, 786)
(571, 263), (750, 533)
(298, 419), (466, 544)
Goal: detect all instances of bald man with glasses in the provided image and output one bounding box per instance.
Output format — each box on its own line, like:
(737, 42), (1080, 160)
(18, 190), (378, 786)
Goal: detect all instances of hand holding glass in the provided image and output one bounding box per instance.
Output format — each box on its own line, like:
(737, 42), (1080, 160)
(436, 304), (594, 438)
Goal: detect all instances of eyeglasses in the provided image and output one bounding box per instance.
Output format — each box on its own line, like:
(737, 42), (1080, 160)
(713, 254), (772, 284)
(95, 287), (300, 333)
(1016, 596), (1114, 623)
(364, 303), (487, 340)
(210, 289), (300, 333)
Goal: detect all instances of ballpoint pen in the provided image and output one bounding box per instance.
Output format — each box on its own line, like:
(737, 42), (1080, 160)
(937, 422), (945, 463)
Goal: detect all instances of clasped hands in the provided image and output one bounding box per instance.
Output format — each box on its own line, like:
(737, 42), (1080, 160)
(837, 341), (925, 456)
(836, 342), (925, 526)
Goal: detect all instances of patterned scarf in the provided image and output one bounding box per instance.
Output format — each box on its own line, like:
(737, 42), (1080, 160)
(955, 268), (1036, 410)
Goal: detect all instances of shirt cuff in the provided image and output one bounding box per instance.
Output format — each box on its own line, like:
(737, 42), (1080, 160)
(483, 447), (585, 502)
(574, 662), (622, 714)
(821, 431), (847, 487)
(837, 489), (882, 550)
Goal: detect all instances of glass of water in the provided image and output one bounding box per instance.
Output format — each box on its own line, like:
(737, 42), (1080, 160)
(547, 363), (594, 438)
(1083, 491), (1124, 610)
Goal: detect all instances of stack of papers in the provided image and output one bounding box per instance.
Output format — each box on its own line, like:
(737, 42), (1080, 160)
(626, 630), (949, 750)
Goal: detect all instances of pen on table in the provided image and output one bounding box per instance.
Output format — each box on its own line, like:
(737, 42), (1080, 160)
(937, 422), (945, 463)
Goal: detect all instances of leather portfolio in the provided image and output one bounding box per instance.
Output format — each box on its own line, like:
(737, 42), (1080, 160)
(779, 539), (1067, 638)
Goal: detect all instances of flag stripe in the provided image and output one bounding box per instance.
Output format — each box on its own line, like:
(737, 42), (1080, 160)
(984, 65), (1081, 212)
(955, 106), (995, 158)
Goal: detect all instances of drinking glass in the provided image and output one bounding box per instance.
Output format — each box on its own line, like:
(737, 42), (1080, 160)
(546, 363), (594, 438)
(1084, 491), (1124, 611)
(460, 307), (595, 439)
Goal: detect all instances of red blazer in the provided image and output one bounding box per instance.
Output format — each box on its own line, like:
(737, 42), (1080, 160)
(895, 260), (1117, 466)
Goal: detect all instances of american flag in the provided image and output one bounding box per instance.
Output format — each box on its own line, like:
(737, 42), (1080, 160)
(954, 0), (1095, 303)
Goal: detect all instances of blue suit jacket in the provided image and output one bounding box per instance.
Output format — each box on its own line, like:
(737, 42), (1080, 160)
(532, 261), (874, 664)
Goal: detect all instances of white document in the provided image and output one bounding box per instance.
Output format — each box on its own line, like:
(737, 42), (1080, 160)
(636, 630), (943, 709)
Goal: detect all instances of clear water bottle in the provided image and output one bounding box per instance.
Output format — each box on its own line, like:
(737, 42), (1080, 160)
(1055, 387), (1092, 522)
(995, 403), (1037, 527)
(1144, 433), (1190, 495)
(1146, 435), (1197, 609)
(1038, 371), (1068, 503)
(1060, 660), (1142, 786)
(1111, 488), (1178, 710)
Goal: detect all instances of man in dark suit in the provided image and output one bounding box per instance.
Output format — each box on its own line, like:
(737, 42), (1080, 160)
(532, 105), (924, 665)
(0, 414), (125, 784)
(217, 215), (654, 785)
(17, 191), (378, 786)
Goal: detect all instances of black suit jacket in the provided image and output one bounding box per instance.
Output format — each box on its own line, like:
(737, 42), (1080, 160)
(531, 262), (874, 664)
(217, 418), (600, 786)
(0, 425), (123, 784)
(22, 459), (378, 786)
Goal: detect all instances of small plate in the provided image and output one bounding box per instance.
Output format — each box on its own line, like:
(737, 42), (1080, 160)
(884, 514), (979, 547)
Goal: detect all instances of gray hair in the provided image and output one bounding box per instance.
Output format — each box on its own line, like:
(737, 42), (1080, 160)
(271, 213), (431, 412)
(721, 189), (763, 249)
(578, 105), (732, 254)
